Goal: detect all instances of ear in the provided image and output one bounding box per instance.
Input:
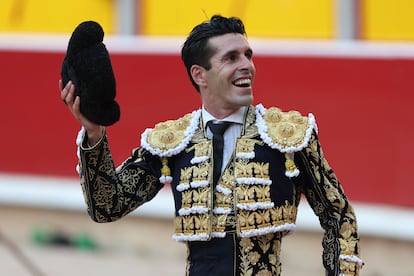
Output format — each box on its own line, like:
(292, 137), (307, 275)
(190, 65), (207, 87)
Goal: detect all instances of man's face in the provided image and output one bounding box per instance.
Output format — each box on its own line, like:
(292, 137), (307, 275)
(198, 33), (256, 117)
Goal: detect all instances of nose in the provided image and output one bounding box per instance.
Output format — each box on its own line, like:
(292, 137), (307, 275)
(240, 56), (255, 73)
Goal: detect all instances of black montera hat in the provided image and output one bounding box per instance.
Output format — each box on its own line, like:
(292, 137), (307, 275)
(61, 21), (120, 126)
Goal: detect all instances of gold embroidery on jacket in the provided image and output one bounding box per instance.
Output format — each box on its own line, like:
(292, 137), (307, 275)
(212, 214), (228, 233)
(252, 163), (270, 180)
(191, 162), (210, 183)
(263, 107), (310, 150)
(173, 106), (300, 241)
(146, 113), (192, 150)
(238, 211), (256, 232)
(179, 167), (193, 187)
(82, 138), (160, 223)
(235, 159), (254, 178)
(194, 213), (210, 235)
(176, 213), (235, 237)
(174, 216), (183, 234)
(189, 141), (211, 159)
(237, 204), (298, 233)
(235, 160), (271, 182)
(219, 168), (236, 192)
(183, 216), (195, 235)
(242, 107), (259, 138)
(175, 214), (211, 236)
(236, 138), (262, 155)
(255, 185), (271, 204)
(215, 192), (233, 209)
(299, 133), (362, 274)
(181, 190), (193, 209)
(192, 187), (210, 208)
(234, 160), (272, 208)
(238, 233), (282, 276)
(339, 220), (360, 264)
(339, 259), (360, 275)
(236, 186), (256, 205)
(255, 210), (272, 229)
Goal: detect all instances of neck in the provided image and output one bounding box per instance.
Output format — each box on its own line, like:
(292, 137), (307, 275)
(203, 105), (245, 120)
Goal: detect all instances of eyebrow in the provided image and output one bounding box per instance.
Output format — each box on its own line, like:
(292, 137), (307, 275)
(221, 48), (253, 60)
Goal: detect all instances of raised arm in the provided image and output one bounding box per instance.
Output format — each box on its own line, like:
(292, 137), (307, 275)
(77, 131), (164, 222)
(59, 80), (164, 222)
(59, 80), (104, 146)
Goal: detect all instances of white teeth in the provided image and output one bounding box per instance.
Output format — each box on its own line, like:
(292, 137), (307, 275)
(234, 79), (251, 86)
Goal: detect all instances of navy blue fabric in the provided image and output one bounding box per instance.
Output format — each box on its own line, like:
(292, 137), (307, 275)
(187, 235), (235, 276)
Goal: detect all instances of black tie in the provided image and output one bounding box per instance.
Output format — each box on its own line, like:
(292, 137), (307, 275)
(207, 121), (231, 186)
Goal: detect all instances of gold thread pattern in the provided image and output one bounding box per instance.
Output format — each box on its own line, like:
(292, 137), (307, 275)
(237, 204), (298, 234)
(238, 233), (282, 275)
(263, 107), (310, 150)
(79, 105), (362, 275)
(79, 136), (163, 223)
(298, 132), (362, 275)
(146, 113), (192, 150)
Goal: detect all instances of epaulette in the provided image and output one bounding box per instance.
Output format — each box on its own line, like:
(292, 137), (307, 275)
(255, 104), (317, 177)
(141, 109), (201, 184)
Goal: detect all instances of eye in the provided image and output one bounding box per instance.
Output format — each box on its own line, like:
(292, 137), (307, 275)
(222, 51), (239, 63)
(227, 54), (237, 62)
(245, 50), (253, 60)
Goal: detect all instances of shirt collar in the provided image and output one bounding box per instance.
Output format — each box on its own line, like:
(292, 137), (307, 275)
(202, 106), (247, 128)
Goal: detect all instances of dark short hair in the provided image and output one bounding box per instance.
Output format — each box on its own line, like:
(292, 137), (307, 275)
(181, 15), (247, 92)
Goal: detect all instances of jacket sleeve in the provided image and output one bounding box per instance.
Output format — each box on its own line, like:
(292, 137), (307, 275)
(295, 131), (363, 276)
(77, 129), (164, 223)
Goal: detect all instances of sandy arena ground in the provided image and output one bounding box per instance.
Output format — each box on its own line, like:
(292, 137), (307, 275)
(0, 205), (413, 276)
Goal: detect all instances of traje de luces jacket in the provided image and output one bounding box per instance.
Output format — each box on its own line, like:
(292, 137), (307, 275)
(77, 104), (363, 275)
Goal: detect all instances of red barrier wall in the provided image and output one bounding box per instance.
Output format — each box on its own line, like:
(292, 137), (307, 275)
(1, 48), (413, 207)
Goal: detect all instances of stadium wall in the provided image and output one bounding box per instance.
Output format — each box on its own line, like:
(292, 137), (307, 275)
(1, 35), (414, 240)
(1, 35), (413, 207)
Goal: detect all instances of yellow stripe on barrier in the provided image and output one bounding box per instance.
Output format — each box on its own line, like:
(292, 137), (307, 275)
(141, 0), (334, 38)
(0, 0), (115, 33)
(363, 0), (414, 40)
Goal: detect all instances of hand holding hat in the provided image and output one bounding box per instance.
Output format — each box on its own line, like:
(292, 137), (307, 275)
(61, 21), (120, 126)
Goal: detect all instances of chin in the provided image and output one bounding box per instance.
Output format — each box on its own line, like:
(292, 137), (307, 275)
(242, 92), (254, 104)
(239, 97), (253, 107)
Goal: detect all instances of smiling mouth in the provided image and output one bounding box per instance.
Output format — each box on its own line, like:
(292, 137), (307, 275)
(232, 78), (252, 88)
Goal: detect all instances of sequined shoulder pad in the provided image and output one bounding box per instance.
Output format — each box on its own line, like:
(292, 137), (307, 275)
(140, 110), (201, 157)
(255, 104), (317, 153)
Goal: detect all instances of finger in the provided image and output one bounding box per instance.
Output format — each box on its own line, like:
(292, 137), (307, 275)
(64, 82), (76, 106)
(73, 96), (81, 114)
(60, 80), (72, 104)
(72, 96), (85, 123)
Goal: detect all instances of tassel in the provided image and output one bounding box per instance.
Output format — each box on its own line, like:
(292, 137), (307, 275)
(284, 153), (300, 178)
(160, 157), (173, 184)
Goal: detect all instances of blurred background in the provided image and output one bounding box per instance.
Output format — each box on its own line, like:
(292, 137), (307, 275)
(0, 0), (413, 275)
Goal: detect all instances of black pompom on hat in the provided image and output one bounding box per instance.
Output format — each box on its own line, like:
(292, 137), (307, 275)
(61, 21), (120, 126)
